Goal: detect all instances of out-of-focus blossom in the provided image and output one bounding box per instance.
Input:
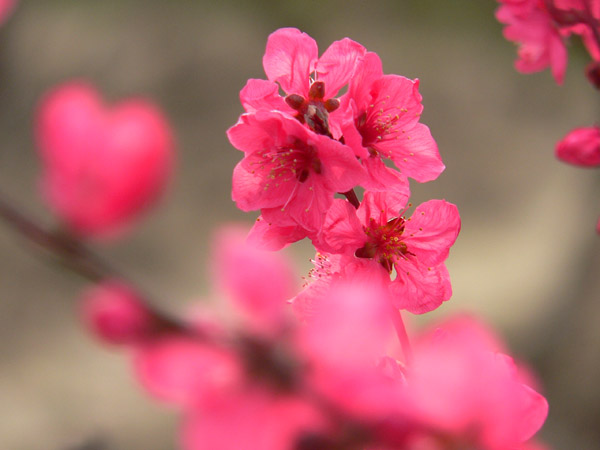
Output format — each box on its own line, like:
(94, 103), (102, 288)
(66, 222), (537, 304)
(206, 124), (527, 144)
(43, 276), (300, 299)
(35, 81), (174, 239)
(496, 0), (568, 83)
(212, 226), (297, 335)
(555, 125), (600, 166)
(402, 316), (549, 450)
(496, 0), (600, 83)
(0, 0), (16, 26)
(80, 279), (160, 345)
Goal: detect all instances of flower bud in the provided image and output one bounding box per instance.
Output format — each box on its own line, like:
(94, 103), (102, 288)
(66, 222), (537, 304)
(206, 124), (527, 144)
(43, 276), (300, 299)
(80, 279), (156, 345)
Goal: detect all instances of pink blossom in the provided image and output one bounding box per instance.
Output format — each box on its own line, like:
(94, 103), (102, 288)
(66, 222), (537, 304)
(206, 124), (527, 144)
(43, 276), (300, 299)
(0, 0), (16, 25)
(181, 387), (327, 450)
(295, 280), (404, 422)
(342, 52), (444, 188)
(80, 280), (158, 345)
(403, 316), (549, 450)
(555, 125), (600, 166)
(134, 335), (242, 409)
(212, 226), (298, 335)
(228, 110), (365, 240)
(240, 28), (366, 138)
(496, 0), (568, 83)
(35, 81), (174, 239)
(303, 192), (461, 314)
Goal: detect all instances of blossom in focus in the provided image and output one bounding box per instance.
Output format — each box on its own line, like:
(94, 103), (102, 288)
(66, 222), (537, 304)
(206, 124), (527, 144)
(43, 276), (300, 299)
(35, 81), (174, 239)
(241, 27), (366, 138)
(555, 125), (600, 166)
(342, 52), (444, 190)
(297, 191), (461, 314)
(228, 111), (365, 243)
(0, 0), (16, 25)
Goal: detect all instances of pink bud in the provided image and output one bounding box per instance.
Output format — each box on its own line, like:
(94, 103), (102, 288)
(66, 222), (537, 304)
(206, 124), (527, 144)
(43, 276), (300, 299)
(555, 126), (600, 167)
(35, 81), (175, 239)
(80, 280), (155, 345)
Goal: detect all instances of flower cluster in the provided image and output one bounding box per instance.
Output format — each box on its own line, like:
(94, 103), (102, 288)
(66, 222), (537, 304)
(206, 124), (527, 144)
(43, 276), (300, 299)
(83, 228), (548, 450)
(28, 27), (550, 450)
(228, 28), (460, 315)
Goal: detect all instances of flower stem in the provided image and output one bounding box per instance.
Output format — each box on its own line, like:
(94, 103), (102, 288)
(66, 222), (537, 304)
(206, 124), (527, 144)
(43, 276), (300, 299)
(0, 190), (187, 334)
(341, 189), (360, 209)
(390, 306), (412, 363)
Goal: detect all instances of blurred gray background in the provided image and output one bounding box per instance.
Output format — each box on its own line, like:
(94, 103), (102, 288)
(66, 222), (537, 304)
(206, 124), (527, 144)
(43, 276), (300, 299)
(1, 1), (599, 449)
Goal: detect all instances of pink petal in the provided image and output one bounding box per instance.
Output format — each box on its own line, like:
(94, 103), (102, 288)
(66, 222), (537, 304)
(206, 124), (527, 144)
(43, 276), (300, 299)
(181, 389), (326, 450)
(404, 200), (461, 267)
(346, 52), (384, 110)
(316, 37), (366, 98)
(357, 191), (409, 225)
(239, 79), (293, 113)
(246, 215), (309, 250)
(361, 156), (411, 196)
(263, 28), (318, 96)
(212, 226), (297, 333)
(320, 198), (366, 253)
(381, 122), (445, 183)
(134, 336), (241, 408)
(391, 262), (452, 314)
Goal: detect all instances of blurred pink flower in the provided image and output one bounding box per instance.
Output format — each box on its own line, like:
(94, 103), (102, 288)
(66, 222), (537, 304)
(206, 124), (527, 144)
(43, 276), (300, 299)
(35, 81), (174, 239)
(496, 0), (568, 83)
(555, 125), (600, 166)
(403, 316), (549, 450)
(80, 280), (160, 345)
(0, 0), (16, 26)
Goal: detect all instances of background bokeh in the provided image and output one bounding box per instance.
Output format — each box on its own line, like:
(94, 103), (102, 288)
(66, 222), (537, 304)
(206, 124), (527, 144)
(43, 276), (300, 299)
(1, 1), (599, 449)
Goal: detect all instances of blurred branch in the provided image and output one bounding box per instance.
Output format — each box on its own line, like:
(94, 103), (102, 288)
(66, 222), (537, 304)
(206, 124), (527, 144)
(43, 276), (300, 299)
(0, 189), (186, 332)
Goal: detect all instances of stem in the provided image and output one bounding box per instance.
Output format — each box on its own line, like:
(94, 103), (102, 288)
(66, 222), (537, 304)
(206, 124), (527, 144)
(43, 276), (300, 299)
(390, 306), (412, 363)
(0, 190), (186, 334)
(341, 189), (360, 209)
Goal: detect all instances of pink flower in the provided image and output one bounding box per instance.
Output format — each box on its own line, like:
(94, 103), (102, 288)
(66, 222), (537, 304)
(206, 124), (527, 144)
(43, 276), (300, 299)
(403, 316), (549, 450)
(35, 81), (174, 239)
(228, 110), (365, 240)
(181, 388), (327, 450)
(240, 28), (366, 138)
(555, 125), (600, 166)
(0, 0), (16, 26)
(212, 226), (298, 335)
(496, 0), (568, 83)
(342, 52), (444, 189)
(302, 191), (461, 314)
